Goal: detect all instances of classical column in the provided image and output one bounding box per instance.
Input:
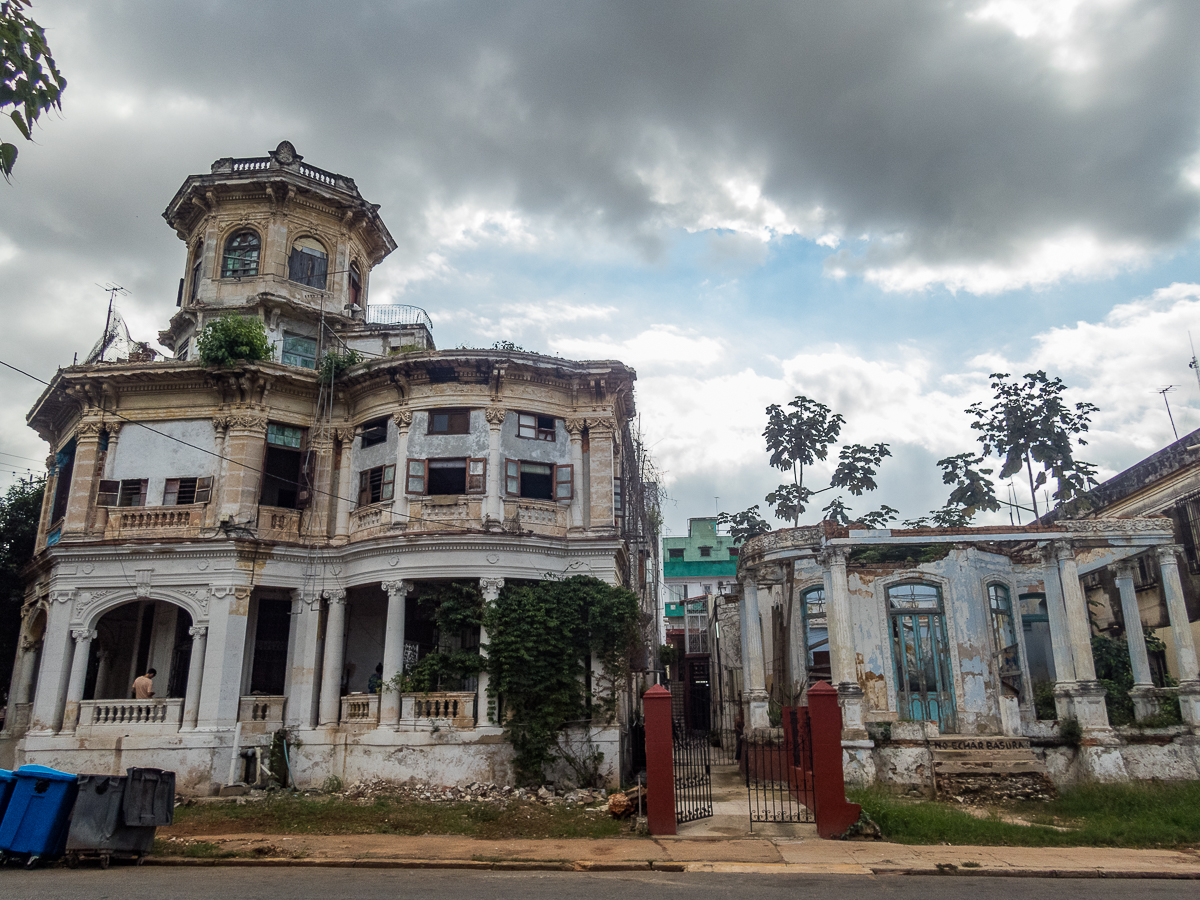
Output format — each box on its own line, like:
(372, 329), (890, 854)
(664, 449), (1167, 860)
(318, 589), (348, 725)
(215, 410), (268, 524)
(820, 547), (866, 735)
(285, 589), (322, 729)
(1114, 561), (1156, 720)
(196, 585), (252, 730)
(62, 420), (104, 538)
(1055, 542), (1109, 730)
(61, 628), (95, 733)
(1, 642), (29, 734)
(35, 453), (58, 549)
(181, 625), (208, 731)
(93, 648), (111, 699)
(566, 418), (586, 531)
(393, 411), (413, 528)
(379, 580), (412, 727)
(756, 568), (783, 696)
(739, 575), (769, 730)
(586, 418), (616, 532)
(28, 590), (75, 735)
(306, 426), (336, 539)
(1041, 546), (1077, 709)
(477, 577), (504, 727)
(333, 427), (355, 543)
(1156, 544), (1200, 728)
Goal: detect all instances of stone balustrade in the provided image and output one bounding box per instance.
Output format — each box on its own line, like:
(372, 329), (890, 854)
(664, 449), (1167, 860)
(400, 691), (476, 729)
(340, 692), (380, 724)
(349, 504), (393, 537)
(257, 506), (303, 542)
(78, 698), (183, 729)
(104, 504), (205, 538)
(238, 695), (286, 732)
(504, 499), (568, 536)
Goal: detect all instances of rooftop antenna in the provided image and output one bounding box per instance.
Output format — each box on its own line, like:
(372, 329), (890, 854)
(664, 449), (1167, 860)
(1190, 332), (1200, 398)
(95, 283), (128, 362)
(1158, 385), (1179, 442)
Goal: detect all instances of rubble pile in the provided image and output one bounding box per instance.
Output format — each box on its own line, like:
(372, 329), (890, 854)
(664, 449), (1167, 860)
(937, 772), (1057, 803)
(333, 778), (608, 808)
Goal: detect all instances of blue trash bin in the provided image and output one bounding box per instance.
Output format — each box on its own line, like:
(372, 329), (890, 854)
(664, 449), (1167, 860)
(0, 769), (16, 822)
(0, 764), (80, 865)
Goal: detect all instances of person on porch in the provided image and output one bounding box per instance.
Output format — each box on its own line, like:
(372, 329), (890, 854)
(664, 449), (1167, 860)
(132, 668), (156, 700)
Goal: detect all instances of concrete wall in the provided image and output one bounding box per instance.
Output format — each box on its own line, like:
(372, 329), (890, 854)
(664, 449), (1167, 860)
(108, 419), (218, 506)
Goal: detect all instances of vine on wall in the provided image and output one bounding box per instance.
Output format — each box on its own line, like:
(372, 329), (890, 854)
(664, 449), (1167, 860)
(484, 575), (639, 784)
(395, 581), (484, 692)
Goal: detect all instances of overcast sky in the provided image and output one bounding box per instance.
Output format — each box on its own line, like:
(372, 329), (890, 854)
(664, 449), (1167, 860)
(4, 0), (1200, 536)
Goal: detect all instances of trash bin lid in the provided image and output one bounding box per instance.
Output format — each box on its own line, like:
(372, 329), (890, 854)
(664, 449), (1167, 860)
(15, 764), (77, 782)
(0, 769), (15, 781)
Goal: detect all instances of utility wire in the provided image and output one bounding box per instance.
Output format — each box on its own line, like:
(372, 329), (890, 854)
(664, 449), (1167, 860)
(0, 356), (490, 534)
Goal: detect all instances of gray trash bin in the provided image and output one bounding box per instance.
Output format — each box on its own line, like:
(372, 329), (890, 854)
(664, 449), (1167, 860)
(65, 775), (156, 868)
(123, 768), (174, 827)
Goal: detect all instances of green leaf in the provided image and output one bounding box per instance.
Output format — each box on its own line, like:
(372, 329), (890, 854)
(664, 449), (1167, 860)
(0, 142), (15, 179)
(9, 109), (27, 139)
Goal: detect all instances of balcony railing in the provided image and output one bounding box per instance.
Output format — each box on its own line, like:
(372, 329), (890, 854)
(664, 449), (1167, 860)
(503, 499), (568, 536)
(340, 693), (380, 725)
(104, 504), (206, 539)
(78, 699), (183, 729)
(258, 506), (302, 542)
(349, 503), (394, 536)
(365, 304), (433, 332)
(400, 692), (476, 729)
(238, 695), (286, 732)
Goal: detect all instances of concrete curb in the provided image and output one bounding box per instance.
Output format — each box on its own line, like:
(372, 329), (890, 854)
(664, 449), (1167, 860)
(138, 856), (1200, 877)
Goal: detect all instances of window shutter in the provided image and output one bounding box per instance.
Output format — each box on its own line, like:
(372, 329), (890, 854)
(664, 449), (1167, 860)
(505, 459), (520, 496)
(381, 464), (396, 501)
(136, 479), (148, 508)
(312, 252), (328, 290)
(97, 480), (119, 507)
(467, 458), (487, 493)
(358, 471), (370, 507)
(163, 478), (180, 507)
(288, 248), (303, 283)
(406, 458), (427, 494)
(554, 464), (573, 500)
(195, 476), (213, 504)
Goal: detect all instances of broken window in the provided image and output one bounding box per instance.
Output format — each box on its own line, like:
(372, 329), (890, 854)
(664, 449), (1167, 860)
(348, 261), (363, 307)
(189, 250), (202, 303)
(504, 459), (571, 501)
(50, 439), (74, 521)
(359, 416), (389, 448)
(260, 424), (308, 509)
(221, 230), (260, 278)
(288, 236), (328, 290)
(96, 478), (148, 508)
(281, 333), (317, 369)
(428, 409), (470, 435)
(175, 340), (189, 361)
(404, 458), (487, 495)
(517, 413), (556, 441)
(358, 464), (395, 506)
(163, 477), (213, 506)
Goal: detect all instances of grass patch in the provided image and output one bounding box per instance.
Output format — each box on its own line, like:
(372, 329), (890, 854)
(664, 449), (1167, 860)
(166, 795), (630, 841)
(850, 781), (1200, 849)
(152, 838), (239, 859)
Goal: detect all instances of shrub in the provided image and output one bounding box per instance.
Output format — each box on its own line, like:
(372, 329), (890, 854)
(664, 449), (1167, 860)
(196, 314), (273, 367)
(1033, 679), (1057, 720)
(318, 349), (362, 384)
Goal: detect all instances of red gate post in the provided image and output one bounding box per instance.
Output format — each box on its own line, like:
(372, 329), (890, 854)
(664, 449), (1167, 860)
(642, 684), (676, 835)
(807, 681), (862, 839)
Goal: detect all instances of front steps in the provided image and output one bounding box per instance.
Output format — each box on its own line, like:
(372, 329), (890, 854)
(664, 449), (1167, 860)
(928, 735), (1056, 800)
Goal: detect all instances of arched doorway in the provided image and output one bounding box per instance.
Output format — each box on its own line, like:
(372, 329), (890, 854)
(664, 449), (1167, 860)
(88, 599), (194, 701)
(888, 581), (956, 732)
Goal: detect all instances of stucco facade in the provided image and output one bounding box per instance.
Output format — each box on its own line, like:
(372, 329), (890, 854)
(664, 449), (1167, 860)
(0, 144), (658, 793)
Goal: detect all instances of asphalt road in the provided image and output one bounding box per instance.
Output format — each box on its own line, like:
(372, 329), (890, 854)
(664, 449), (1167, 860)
(0, 869), (1196, 899)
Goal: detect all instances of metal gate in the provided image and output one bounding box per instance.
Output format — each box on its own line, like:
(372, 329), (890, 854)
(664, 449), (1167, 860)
(745, 706), (815, 828)
(673, 723), (713, 823)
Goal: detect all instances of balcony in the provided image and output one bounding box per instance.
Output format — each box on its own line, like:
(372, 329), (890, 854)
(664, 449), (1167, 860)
(258, 506), (303, 542)
(406, 497), (484, 533)
(399, 691), (476, 729)
(102, 504), (206, 540)
(349, 503), (395, 538)
(503, 499), (568, 536)
(77, 699), (183, 732)
(238, 695), (286, 733)
(340, 693), (380, 725)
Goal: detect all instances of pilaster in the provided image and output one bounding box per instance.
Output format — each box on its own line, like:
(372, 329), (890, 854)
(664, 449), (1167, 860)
(478, 577), (504, 728)
(484, 408), (506, 527)
(196, 585), (251, 730)
(586, 418), (616, 533)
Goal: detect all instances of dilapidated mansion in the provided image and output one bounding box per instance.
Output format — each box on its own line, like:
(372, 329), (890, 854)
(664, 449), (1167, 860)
(0, 143), (659, 793)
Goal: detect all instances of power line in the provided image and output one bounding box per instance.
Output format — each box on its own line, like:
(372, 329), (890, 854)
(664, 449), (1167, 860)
(0, 356), (488, 534)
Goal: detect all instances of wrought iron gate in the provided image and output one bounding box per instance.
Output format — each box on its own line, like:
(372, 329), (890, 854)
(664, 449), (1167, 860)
(673, 723), (713, 823)
(745, 705), (815, 828)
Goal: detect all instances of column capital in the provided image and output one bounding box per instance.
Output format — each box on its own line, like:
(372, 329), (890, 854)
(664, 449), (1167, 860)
(1155, 543), (1184, 564)
(334, 425), (355, 443)
(586, 416), (616, 433)
(323, 588), (347, 605)
(48, 588), (77, 604)
(484, 407), (507, 427)
(75, 419), (105, 438)
(1113, 558), (1138, 580)
(818, 546), (849, 568)
(70, 628), (97, 643)
(480, 577), (505, 602)
(392, 410), (414, 430)
(1048, 540), (1076, 563)
(381, 579), (412, 598)
(188, 625), (208, 638)
(565, 417), (586, 436)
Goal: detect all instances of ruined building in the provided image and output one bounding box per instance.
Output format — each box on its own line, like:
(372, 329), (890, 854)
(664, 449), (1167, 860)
(0, 143), (658, 792)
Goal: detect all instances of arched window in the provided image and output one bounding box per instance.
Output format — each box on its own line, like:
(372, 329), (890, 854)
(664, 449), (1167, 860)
(288, 236), (328, 289)
(887, 581), (955, 731)
(348, 261), (363, 308)
(221, 230), (260, 278)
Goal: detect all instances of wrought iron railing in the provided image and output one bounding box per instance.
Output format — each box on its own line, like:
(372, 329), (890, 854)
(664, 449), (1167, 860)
(365, 304), (434, 332)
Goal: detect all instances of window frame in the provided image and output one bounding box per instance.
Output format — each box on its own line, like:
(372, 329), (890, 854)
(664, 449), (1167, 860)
(406, 458), (428, 495)
(427, 408), (471, 435)
(281, 333), (318, 370)
(359, 416), (389, 448)
(221, 229), (261, 279)
(287, 236), (329, 290)
(504, 458), (572, 501)
(667, 548), (684, 560)
(98, 478), (148, 508)
(516, 412), (557, 441)
(163, 476), (213, 506)
(357, 464), (396, 507)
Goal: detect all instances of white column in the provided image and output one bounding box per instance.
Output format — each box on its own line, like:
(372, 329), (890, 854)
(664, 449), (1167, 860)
(1042, 549), (1077, 685)
(566, 418), (585, 531)
(181, 625), (208, 731)
(62, 628), (95, 733)
(1114, 562), (1153, 687)
(484, 408), (506, 525)
(93, 649), (111, 700)
(28, 591), (75, 735)
(379, 580), (411, 727)
(1156, 545), (1200, 728)
(478, 577), (504, 727)
(739, 575), (769, 730)
(393, 411), (412, 527)
(319, 589), (347, 725)
(286, 589), (322, 728)
(1055, 542), (1110, 730)
(821, 549), (855, 687)
(334, 429), (355, 542)
(196, 586), (252, 730)
(2, 641), (30, 733)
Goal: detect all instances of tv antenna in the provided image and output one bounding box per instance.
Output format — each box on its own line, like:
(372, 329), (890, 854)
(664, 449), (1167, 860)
(95, 283), (129, 362)
(1190, 332), (1200, 398)
(1158, 385), (1179, 442)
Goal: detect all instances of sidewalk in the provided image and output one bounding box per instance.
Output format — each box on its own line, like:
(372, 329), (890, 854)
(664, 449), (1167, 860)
(149, 831), (1200, 877)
